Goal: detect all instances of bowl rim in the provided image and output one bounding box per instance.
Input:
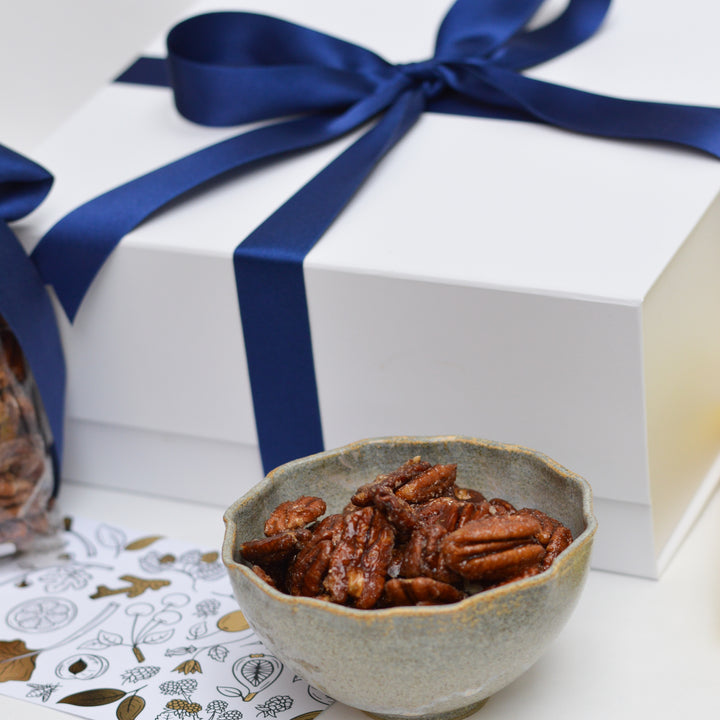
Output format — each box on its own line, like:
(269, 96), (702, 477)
(222, 435), (598, 618)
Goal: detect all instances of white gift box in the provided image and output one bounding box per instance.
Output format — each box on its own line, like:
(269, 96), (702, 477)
(18, 0), (720, 578)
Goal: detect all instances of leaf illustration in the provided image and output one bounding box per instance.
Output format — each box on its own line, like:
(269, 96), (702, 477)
(117, 693), (146, 720)
(79, 639), (113, 650)
(187, 621), (208, 640)
(208, 644), (229, 662)
(125, 535), (164, 551)
(96, 525), (128, 555)
(292, 712), (323, 720)
(201, 551), (219, 563)
(142, 628), (175, 645)
(98, 630), (123, 646)
(217, 610), (249, 633)
(58, 688), (126, 706)
(241, 657), (276, 686)
(0, 639), (38, 682)
(217, 685), (244, 698)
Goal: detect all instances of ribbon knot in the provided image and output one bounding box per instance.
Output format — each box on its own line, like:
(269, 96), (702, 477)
(396, 60), (447, 100)
(30, 0), (720, 474)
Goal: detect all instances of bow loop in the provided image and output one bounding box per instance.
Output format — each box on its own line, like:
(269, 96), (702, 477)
(0, 144), (53, 222)
(435, 0), (545, 60)
(167, 11), (396, 127)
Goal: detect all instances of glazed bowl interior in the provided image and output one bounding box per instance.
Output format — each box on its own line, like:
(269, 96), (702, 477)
(222, 436), (596, 720)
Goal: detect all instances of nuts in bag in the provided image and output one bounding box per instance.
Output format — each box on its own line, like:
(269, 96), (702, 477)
(0, 315), (59, 552)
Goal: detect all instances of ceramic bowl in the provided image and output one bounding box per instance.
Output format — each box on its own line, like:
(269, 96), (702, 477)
(222, 436), (596, 720)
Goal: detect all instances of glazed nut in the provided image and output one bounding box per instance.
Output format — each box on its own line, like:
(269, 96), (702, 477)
(0, 437), (46, 483)
(541, 524), (574, 569)
(400, 522), (459, 586)
(240, 529), (310, 565)
(371, 486), (417, 538)
(351, 457), (431, 506)
(395, 463), (457, 503)
(441, 514), (545, 583)
(264, 496), (326, 536)
(323, 507), (395, 609)
(288, 538), (333, 597)
(382, 577), (466, 607)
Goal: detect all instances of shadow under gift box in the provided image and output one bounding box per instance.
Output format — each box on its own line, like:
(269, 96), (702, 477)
(15, 0), (720, 578)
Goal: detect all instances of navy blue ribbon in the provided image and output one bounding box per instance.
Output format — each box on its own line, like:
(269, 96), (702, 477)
(0, 144), (65, 488)
(30, 0), (720, 473)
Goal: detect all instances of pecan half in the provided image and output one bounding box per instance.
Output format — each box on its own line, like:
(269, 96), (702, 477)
(441, 514), (545, 583)
(382, 577), (466, 607)
(400, 523), (459, 585)
(371, 486), (417, 539)
(488, 498), (516, 515)
(323, 507), (395, 609)
(288, 538), (334, 597)
(240, 529), (310, 565)
(541, 524), (573, 569)
(453, 486), (487, 504)
(264, 496), (326, 536)
(351, 457), (431, 506)
(395, 463), (457, 504)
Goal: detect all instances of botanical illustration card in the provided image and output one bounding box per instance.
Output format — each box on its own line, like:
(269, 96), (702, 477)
(0, 515), (334, 720)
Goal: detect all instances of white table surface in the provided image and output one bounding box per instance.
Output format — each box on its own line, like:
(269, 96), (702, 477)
(1, 2), (719, 718)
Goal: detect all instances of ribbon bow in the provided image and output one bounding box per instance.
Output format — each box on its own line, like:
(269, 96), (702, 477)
(0, 144), (65, 482)
(30, 0), (720, 472)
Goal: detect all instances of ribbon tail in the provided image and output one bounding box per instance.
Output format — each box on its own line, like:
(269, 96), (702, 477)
(234, 90), (425, 473)
(478, 65), (720, 158)
(0, 224), (65, 486)
(30, 113), (370, 323)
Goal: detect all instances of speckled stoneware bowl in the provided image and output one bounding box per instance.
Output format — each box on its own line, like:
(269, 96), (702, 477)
(222, 436), (596, 720)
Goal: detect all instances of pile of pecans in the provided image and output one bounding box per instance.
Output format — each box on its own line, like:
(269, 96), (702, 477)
(240, 457), (573, 609)
(0, 317), (56, 549)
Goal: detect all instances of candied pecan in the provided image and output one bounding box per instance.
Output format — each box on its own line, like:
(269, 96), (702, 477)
(264, 496), (326, 536)
(0, 436), (45, 482)
(456, 500), (492, 526)
(251, 564), (278, 589)
(414, 497), (465, 531)
(488, 498), (516, 515)
(351, 457), (431, 506)
(540, 524), (573, 569)
(517, 507), (560, 545)
(371, 486), (417, 538)
(288, 538), (333, 597)
(441, 514), (545, 583)
(382, 577), (466, 607)
(395, 463), (457, 504)
(453, 486), (487, 504)
(309, 513), (345, 542)
(240, 529), (310, 565)
(400, 523), (459, 586)
(324, 507), (395, 609)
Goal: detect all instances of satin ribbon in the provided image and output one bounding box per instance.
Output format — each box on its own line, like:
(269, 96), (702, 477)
(0, 144), (65, 487)
(30, 0), (720, 473)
